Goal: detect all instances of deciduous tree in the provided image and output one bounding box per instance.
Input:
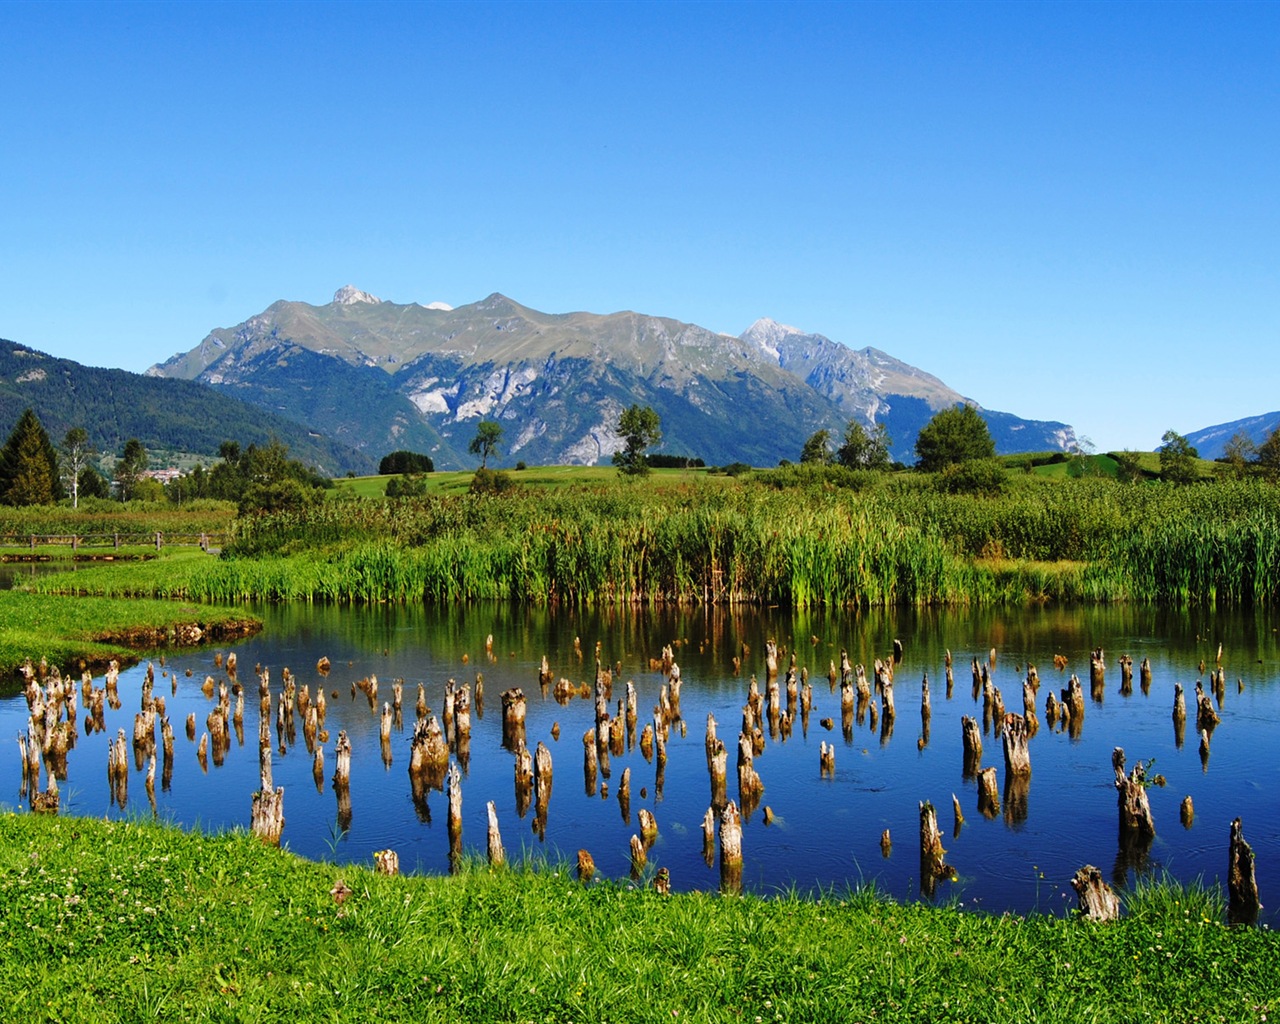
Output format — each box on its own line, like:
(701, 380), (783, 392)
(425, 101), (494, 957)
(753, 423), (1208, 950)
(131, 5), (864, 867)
(61, 426), (95, 508)
(914, 404), (995, 471)
(1158, 429), (1199, 485)
(836, 422), (891, 470)
(800, 429), (833, 466)
(613, 405), (662, 476)
(469, 421), (503, 469)
(114, 438), (149, 501)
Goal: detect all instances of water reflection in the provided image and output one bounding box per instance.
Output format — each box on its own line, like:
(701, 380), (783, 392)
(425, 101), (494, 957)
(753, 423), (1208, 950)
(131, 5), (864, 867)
(4, 600), (1279, 922)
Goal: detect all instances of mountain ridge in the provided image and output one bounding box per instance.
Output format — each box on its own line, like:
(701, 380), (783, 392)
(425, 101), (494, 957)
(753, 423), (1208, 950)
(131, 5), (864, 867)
(149, 286), (1077, 468)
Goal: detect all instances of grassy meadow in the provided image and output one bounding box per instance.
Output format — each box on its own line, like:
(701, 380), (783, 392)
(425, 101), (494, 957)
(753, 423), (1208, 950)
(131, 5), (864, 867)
(1, 813), (1275, 1024)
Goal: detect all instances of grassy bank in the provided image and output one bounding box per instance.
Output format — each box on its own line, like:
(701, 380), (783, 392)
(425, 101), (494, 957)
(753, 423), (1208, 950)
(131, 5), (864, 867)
(29, 474), (1280, 608)
(0, 586), (259, 679)
(0, 814), (1273, 1023)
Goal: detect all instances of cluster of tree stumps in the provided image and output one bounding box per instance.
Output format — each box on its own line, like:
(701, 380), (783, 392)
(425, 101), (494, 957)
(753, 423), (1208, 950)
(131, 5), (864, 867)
(9, 627), (1267, 926)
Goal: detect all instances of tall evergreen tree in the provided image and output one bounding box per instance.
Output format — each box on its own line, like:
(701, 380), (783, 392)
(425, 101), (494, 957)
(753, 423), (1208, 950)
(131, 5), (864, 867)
(0, 408), (63, 506)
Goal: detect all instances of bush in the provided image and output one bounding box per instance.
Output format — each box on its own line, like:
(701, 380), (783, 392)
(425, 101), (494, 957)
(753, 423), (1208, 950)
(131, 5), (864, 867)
(469, 468), (515, 495)
(385, 473), (429, 498)
(939, 458), (1007, 495)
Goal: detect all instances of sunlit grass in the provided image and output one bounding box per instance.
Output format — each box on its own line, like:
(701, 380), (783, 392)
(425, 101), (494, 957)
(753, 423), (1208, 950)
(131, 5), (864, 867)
(1, 813), (1276, 1023)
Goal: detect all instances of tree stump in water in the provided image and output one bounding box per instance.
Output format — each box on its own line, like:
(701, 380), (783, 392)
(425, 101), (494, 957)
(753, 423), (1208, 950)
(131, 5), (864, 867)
(961, 716), (982, 777)
(1119, 654), (1133, 694)
(701, 807), (715, 867)
(737, 732), (764, 814)
(1180, 795), (1194, 828)
(1112, 747), (1155, 842)
(446, 761), (463, 873)
(1195, 682), (1220, 733)
(1002, 714), (1031, 778)
(1228, 817), (1261, 926)
(374, 849), (399, 876)
(705, 734), (728, 810)
(533, 741), (553, 818)
(819, 741), (835, 778)
(250, 785), (285, 846)
(582, 729), (598, 796)
(639, 808), (658, 847)
(501, 687), (527, 750)
(1062, 675), (1085, 737)
(1089, 647), (1105, 699)
(918, 801), (953, 900)
(719, 801), (743, 895)
(1021, 680), (1039, 735)
(486, 800), (505, 866)
(977, 766), (999, 818)
(952, 793), (964, 836)
(1070, 865), (1120, 922)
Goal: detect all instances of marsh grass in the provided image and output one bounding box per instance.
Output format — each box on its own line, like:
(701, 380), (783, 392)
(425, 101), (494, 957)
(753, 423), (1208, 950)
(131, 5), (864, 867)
(0, 813), (1275, 1023)
(26, 476), (1280, 609)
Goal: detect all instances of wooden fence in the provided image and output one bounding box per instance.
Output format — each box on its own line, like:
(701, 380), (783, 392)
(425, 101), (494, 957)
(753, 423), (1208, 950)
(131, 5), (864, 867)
(0, 533), (227, 553)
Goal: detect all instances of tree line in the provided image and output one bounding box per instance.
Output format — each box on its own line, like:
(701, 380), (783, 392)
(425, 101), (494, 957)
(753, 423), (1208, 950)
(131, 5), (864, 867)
(0, 408), (332, 511)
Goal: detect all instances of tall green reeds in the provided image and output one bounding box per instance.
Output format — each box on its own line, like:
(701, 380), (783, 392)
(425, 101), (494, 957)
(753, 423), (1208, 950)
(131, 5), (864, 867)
(32, 477), (1280, 608)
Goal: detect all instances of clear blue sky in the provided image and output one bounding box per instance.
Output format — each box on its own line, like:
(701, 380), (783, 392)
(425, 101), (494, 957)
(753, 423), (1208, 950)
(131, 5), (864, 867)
(3, 0), (1277, 452)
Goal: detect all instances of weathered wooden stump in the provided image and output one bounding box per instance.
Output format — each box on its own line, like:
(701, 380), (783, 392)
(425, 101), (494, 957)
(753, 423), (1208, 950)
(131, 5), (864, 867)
(1070, 865), (1120, 922)
(977, 766), (999, 818)
(702, 807), (716, 866)
(1195, 681), (1220, 732)
(582, 728), (598, 796)
(1062, 675), (1085, 737)
(1119, 654), (1133, 695)
(1001, 713), (1031, 778)
(629, 834), (647, 879)
(1180, 795), (1194, 828)
(1112, 747), (1154, 843)
(374, 849), (399, 876)
(952, 792), (964, 836)
(639, 807), (658, 846)
(500, 687), (527, 750)
(719, 800), (743, 895)
(819, 741), (835, 778)
(961, 716), (982, 777)
(486, 800), (505, 866)
(446, 761), (462, 873)
(919, 801), (953, 900)
(1022, 680), (1039, 735)
(533, 741), (553, 817)
(251, 785), (285, 846)
(708, 736), (727, 810)
(1089, 647), (1105, 700)
(1228, 817), (1261, 925)
(737, 732), (764, 813)
(880, 829), (892, 857)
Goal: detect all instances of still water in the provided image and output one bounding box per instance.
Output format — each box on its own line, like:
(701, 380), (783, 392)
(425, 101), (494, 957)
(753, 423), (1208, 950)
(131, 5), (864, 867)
(6, 600), (1280, 920)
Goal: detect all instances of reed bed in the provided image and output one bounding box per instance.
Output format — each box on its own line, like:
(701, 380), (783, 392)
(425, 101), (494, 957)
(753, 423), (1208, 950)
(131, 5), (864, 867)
(29, 476), (1280, 608)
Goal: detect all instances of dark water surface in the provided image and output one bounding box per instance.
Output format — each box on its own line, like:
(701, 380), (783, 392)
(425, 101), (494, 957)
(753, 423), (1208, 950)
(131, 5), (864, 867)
(6, 600), (1279, 921)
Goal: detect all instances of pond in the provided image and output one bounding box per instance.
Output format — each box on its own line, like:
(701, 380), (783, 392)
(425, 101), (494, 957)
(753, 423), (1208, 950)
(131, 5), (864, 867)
(6, 600), (1279, 921)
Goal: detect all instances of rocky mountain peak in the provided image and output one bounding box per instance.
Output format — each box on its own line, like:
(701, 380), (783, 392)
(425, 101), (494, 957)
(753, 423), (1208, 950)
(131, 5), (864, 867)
(741, 317), (805, 361)
(332, 285), (382, 306)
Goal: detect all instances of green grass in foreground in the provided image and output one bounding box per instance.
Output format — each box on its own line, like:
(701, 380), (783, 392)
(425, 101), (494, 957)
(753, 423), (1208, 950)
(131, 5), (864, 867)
(0, 814), (1275, 1023)
(0, 584), (258, 679)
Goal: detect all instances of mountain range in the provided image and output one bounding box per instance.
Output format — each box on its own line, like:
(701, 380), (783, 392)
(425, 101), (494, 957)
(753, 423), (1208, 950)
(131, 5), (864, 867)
(1185, 412), (1280, 460)
(147, 286), (1077, 469)
(0, 337), (368, 474)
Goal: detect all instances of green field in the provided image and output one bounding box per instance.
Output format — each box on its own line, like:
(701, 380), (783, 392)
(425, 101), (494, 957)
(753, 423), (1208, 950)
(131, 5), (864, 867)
(1, 813), (1274, 1024)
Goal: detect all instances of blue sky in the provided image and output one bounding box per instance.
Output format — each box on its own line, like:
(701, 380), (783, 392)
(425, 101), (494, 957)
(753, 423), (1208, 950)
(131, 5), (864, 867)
(2, 0), (1276, 452)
